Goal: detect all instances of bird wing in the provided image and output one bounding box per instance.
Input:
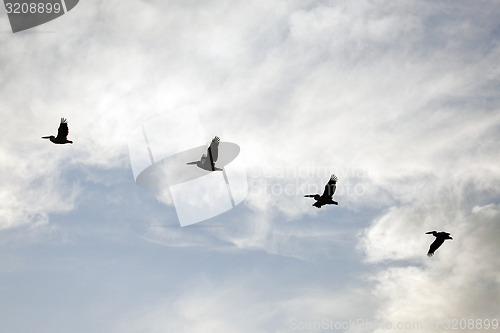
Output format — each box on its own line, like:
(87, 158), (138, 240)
(205, 136), (220, 171)
(207, 136), (220, 162)
(321, 174), (337, 197)
(427, 237), (445, 256)
(56, 118), (69, 140)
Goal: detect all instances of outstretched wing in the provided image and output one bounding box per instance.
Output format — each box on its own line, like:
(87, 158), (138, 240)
(206, 136), (220, 170)
(207, 136), (220, 162)
(56, 118), (69, 140)
(321, 174), (337, 197)
(427, 237), (445, 257)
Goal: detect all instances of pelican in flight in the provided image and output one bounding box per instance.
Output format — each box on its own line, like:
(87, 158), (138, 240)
(304, 174), (339, 208)
(42, 118), (73, 144)
(426, 231), (452, 257)
(187, 136), (222, 171)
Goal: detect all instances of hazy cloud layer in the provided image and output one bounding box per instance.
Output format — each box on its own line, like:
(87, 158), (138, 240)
(1, 0), (500, 332)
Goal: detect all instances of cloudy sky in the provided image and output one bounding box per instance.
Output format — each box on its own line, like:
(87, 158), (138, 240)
(1, 0), (500, 332)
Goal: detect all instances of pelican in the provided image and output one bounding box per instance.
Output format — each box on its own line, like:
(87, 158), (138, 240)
(426, 231), (452, 257)
(304, 174), (339, 208)
(187, 136), (221, 171)
(42, 118), (73, 144)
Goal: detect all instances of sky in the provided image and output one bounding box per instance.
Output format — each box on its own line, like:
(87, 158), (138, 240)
(1, 0), (500, 332)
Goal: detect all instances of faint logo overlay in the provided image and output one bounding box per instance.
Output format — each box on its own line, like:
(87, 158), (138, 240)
(247, 164), (376, 199)
(290, 318), (425, 331)
(3, 0), (79, 33)
(128, 107), (248, 227)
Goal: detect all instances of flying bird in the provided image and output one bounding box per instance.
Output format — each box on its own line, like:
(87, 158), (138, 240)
(187, 136), (221, 171)
(426, 231), (453, 257)
(42, 118), (73, 144)
(304, 174), (339, 208)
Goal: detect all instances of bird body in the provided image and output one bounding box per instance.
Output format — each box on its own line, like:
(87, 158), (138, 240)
(187, 136), (221, 171)
(42, 118), (73, 144)
(426, 231), (452, 256)
(304, 174), (338, 208)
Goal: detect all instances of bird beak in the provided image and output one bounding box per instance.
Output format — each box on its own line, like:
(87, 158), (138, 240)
(186, 161), (198, 165)
(425, 231), (433, 234)
(42, 136), (51, 139)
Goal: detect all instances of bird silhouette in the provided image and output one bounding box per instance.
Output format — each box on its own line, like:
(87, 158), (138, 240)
(42, 118), (73, 144)
(304, 174), (339, 208)
(187, 136), (221, 171)
(426, 231), (452, 257)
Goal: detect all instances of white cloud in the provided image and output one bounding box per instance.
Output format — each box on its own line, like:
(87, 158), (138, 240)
(361, 202), (500, 331)
(1, 1), (500, 332)
(0, 143), (81, 229)
(124, 273), (375, 333)
(123, 275), (277, 333)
